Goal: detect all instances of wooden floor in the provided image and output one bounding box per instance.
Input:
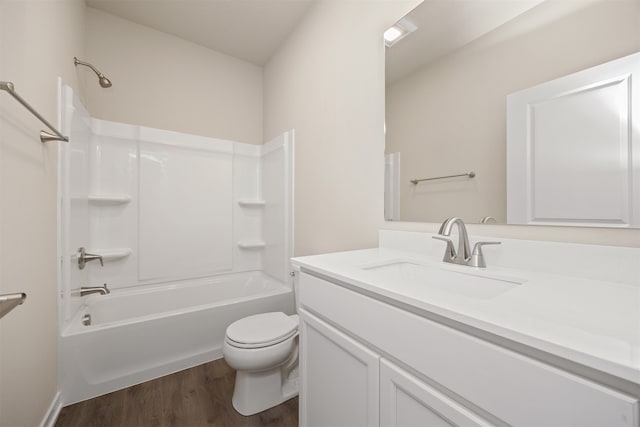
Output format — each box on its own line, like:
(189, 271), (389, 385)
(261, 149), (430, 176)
(55, 359), (298, 427)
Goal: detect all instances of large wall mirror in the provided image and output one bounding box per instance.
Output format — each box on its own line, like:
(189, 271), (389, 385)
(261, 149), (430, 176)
(384, 0), (640, 227)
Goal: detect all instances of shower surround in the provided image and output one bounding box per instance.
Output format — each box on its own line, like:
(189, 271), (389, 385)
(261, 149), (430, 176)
(57, 84), (294, 404)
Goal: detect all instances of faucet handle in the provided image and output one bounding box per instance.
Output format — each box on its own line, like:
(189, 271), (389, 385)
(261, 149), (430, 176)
(432, 235), (456, 260)
(78, 247), (104, 270)
(470, 241), (501, 268)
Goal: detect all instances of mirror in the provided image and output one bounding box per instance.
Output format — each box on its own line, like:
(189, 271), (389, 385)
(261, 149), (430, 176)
(384, 0), (640, 227)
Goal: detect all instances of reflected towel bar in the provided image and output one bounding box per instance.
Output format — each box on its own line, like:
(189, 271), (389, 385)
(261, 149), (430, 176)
(0, 81), (69, 143)
(0, 292), (27, 320)
(410, 171), (475, 185)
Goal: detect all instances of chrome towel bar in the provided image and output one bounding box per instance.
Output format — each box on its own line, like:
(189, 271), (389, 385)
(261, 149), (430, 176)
(0, 81), (69, 143)
(0, 292), (27, 320)
(410, 171), (475, 185)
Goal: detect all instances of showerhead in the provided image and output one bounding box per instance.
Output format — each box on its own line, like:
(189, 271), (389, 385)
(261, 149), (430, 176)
(98, 76), (112, 88)
(74, 57), (112, 89)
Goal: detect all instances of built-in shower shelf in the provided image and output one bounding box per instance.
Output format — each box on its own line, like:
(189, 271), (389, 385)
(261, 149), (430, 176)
(87, 194), (132, 205)
(88, 248), (132, 261)
(238, 199), (266, 207)
(237, 240), (266, 249)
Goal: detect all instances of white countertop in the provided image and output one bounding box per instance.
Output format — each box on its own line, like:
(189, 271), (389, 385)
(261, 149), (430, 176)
(292, 246), (640, 384)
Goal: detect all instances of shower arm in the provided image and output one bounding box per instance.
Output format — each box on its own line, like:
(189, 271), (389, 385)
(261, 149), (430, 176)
(74, 57), (112, 88)
(74, 57), (105, 78)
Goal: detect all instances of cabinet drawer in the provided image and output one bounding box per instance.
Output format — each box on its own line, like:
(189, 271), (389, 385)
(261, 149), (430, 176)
(300, 272), (639, 427)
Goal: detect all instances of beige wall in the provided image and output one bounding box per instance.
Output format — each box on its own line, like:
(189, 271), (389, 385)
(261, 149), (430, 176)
(84, 8), (263, 145)
(0, 1), (86, 425)
(264, 0), (421, 256)
(386, 0), (640, 224)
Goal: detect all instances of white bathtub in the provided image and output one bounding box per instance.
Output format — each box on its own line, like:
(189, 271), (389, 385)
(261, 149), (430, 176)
(59, 271), (294, 405)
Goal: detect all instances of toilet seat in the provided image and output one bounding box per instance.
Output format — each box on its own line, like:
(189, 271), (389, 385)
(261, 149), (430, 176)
(226, 312), (298, 349)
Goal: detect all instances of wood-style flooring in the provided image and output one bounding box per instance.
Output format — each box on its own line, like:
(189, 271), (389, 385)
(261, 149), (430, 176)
(55, 359), (298, 427)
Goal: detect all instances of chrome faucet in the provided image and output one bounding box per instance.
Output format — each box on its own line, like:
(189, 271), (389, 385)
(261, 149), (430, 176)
(78, 284), (110, 297)
(433, 217), (500, 268)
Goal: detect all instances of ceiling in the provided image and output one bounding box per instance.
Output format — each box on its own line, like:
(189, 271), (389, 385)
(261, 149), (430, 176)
(86, 0), (315, 65)
(386, 0), (547, 84)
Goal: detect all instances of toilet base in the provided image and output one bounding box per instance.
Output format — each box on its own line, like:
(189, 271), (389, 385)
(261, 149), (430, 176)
(231, 366), (299, 416)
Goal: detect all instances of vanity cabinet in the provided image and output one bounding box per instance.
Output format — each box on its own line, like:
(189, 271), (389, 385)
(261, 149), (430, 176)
(300, 308), (492, 427)
(298, 272), (639, 427)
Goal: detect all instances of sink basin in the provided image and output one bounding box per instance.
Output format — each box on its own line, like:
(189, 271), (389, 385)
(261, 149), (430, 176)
(361, 261), (525, 300)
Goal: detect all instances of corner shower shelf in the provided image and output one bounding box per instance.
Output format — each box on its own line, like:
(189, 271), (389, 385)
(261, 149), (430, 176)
(238, 199), (266, 207)
(88, 248), (132, 261)
(87, 194), (132, 205)
(237, 240), (266, 249)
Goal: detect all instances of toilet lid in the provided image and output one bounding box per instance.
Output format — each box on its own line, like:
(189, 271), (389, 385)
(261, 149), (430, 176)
(226, 312), (298, 348)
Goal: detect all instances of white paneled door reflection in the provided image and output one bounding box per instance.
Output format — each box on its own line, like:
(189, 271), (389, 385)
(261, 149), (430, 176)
(508, 51), (640, 228)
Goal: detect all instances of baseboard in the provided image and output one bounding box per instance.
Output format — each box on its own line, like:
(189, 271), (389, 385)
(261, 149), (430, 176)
(40, 391), (63, 427)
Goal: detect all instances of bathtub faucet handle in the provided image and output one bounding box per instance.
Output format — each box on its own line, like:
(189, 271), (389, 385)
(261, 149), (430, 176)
(77, 247), (103, 269)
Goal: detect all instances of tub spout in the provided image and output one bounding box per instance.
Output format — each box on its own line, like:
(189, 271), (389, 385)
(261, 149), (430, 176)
(79, 284), (110, 297)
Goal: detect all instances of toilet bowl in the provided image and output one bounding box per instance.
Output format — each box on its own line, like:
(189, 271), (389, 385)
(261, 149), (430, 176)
(223, 311), (299, 416)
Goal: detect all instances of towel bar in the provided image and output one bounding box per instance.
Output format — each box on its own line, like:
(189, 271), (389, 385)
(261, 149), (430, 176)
(0, 81), (68, 143)
(0, 292), (27, 319)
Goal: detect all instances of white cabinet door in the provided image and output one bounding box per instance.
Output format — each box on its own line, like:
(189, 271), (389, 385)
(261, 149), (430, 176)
(380, 359), (495, 427)
(300, 309), (380, 427)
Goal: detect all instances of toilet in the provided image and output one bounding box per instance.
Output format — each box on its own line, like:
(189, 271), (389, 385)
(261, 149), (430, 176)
(223, 311), (300, 416)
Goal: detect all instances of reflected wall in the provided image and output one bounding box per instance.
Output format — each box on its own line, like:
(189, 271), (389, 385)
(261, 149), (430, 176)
(386, 0), (640, 224)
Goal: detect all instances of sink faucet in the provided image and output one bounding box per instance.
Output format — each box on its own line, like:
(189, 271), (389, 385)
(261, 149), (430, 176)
(435, 217), (472, 263)
(78, 284), (110, 297)
(433, 217), (500, 268)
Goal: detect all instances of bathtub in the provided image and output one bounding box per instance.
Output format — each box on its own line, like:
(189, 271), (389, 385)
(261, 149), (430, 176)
(59, 271), (294, 405)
